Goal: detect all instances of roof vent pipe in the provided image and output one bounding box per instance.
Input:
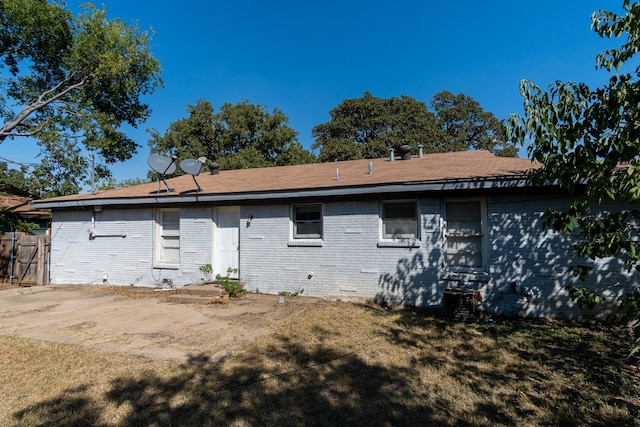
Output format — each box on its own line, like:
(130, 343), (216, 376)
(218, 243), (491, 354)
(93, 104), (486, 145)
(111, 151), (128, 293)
(389, 148), (395, 162)
(368, 162), (373, 174)
(418, 144), (424, 158)
(209, 163), (220, 175)
(335, 167), (339, 181)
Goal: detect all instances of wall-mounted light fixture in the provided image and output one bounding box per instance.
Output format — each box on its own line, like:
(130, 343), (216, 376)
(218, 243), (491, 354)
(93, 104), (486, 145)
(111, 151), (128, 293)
(246, 215), (254, 227)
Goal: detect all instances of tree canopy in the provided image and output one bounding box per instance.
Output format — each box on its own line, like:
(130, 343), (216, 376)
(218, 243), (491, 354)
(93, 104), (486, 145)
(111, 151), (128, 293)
(0, 0), (163, 196)
(148, 99), (315, 172)
(0, 166), (38, 232)
(311, 91), (516, 162)
(311, 92), (442, 162)
(507, 1), (640, 352)
(0, 161), (29, 191)
(432, 91), (517, 157)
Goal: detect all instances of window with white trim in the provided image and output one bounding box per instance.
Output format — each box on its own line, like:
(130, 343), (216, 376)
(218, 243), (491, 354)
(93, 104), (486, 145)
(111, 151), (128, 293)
(292, 204), (322, 239)
(445, 200), (486, 270)
(381, 201), (418, 239)
(157, 209), (180, 264)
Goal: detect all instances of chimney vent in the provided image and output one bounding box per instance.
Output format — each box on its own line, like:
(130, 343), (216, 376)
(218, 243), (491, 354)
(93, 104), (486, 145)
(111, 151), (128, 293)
(209, 163), (220, 175)
(418, 144), (424, 158)
(398, 145), (412, 160)
(368, 162), (373, 174)
(389, 148), (395, 162)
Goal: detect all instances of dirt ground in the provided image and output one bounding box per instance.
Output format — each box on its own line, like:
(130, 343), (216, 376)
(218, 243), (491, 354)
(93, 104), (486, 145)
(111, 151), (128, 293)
(0, 285), (318, 362)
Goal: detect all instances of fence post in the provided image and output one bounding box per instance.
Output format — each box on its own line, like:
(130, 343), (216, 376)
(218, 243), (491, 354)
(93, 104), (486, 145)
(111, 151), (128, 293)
(9, 231), (15, 285)
(37, 236), (46, 286)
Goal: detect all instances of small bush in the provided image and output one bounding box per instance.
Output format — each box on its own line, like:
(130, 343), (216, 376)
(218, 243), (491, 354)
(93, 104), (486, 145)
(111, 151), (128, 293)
(199, 264), (213, 274)
(278, 289), (304, 297)
(216, 268), (244, 298)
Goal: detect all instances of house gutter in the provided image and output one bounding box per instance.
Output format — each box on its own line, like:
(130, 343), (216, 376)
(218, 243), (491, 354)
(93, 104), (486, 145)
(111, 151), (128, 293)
(31, 176), (535, 210)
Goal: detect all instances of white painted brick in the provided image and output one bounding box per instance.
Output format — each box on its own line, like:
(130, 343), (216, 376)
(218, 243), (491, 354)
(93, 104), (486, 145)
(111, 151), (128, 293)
(48, 194), (638, 319)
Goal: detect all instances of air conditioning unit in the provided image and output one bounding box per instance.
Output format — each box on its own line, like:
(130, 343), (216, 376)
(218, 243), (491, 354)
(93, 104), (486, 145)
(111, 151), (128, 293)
(443, 288), (482, 321)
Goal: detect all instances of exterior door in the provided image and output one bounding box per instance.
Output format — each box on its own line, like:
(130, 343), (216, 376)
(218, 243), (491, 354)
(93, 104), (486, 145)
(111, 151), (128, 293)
(215, 206), (240, 279)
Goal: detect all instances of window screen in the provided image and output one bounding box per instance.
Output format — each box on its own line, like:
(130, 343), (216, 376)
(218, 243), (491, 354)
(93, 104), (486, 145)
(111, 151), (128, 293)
(159, 209), (180, 264)
(446, 201), (483, 269)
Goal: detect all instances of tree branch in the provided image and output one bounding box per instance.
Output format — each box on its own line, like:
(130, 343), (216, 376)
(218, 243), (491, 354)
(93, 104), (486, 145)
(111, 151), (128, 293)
(0, 121), (47, 138)
(0, 71), (93, 141)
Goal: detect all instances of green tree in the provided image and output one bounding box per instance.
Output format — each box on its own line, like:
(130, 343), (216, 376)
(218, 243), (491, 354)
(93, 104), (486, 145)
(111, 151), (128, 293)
(0, 167), (38, 232)
(0, 0), (163, 196)
(312, 91), (512, 162)
(431, 91), (518, 157)
(148, 99), (315, 172)
(0, 161), (30, 191)
(311, 92), (444, 162)
(507, 1), (640, 353)
(0, 206), (36, 233)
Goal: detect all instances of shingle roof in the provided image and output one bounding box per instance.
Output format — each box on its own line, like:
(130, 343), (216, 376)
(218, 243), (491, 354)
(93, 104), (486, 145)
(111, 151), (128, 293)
(0, 185), (51, 219)
(32, 150), (538, 208)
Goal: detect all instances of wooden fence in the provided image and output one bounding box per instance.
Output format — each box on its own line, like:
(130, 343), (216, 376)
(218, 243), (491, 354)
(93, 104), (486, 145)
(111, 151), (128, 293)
(0, 233), (50, 286)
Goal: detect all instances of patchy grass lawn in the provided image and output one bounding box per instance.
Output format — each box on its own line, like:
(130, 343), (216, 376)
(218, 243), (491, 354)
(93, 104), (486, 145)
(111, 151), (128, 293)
(1, 301), (638, 426)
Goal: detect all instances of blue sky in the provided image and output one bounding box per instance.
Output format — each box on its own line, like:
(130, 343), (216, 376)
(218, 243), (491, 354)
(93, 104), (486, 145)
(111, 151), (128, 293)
(0, 0), (621, 184)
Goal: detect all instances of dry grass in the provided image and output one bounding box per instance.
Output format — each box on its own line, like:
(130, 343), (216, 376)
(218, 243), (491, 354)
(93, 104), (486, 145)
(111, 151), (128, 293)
(1, 301), (638, 426)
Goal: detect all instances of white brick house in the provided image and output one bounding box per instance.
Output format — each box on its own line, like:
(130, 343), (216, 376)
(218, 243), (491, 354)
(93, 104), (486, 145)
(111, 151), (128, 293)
(31, 150), (637, 319)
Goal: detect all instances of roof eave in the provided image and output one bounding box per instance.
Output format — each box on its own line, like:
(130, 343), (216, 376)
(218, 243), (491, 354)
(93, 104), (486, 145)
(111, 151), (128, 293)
(31, 175), (534, 210)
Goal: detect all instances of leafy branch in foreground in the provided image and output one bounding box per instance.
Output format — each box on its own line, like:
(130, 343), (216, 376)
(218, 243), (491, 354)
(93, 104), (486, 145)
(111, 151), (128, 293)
(508, 1), (640, 354)
(0, 0), (163, 196)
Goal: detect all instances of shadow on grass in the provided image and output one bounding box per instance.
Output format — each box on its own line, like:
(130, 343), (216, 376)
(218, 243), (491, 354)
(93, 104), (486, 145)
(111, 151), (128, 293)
(103, 339), (441, 426)
(387, 307), (640, 426)
(13, 385), (101, 427)
(13, 342), (434, 425)
(12, 307), (640, 426)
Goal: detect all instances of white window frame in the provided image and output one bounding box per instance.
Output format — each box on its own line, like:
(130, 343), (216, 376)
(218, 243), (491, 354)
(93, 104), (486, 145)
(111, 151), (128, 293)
(444, 198), (488, 272)
(379, 200), (420, 247)
(155, 208), (180, 266)
(291, 204), (323, 240)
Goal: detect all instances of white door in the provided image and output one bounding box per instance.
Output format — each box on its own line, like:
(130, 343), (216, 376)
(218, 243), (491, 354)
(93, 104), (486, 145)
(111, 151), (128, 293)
(215, 206), (240, 278)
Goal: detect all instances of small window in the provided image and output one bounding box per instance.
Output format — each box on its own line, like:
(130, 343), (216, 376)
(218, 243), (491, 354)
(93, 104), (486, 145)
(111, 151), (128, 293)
(382, 201), (418, 239)
(293, 204), (322, 239)
(157, 209), (180, 264)
(445, 200), (484, 270)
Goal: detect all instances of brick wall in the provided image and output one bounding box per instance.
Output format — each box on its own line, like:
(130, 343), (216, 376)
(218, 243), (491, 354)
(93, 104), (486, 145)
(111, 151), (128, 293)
(49, 207), (213, 287)
(483, 194), (635, 320)
(240, 201), (425, 302)
(239, 195), (637, 320)
(48, 194), (638, 320)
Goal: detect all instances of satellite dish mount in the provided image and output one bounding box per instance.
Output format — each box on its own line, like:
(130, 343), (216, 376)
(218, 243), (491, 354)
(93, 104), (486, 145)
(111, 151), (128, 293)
(147, 154), (177, 193)
(179, 157), (207, 193)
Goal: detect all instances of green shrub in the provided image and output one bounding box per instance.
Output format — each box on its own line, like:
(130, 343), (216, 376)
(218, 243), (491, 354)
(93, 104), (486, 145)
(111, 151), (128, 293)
(278, 288), (304, 297)
(199, 264), (213, 274)
(216, 268), (244, 298)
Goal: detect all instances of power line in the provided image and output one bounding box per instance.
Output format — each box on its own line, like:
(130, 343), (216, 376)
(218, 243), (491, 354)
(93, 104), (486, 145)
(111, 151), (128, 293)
(0, 155), (37, 167)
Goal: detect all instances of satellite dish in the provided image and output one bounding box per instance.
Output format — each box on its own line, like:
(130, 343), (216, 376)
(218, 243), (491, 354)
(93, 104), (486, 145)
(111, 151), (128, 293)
(147, 154), (177, 193)
(147, 154), (177, 175)
(179, 157), (207, 193)
(180, 158), (204, 176)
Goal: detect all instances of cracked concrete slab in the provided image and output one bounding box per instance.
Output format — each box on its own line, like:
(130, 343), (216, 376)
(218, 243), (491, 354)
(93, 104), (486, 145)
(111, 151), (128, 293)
(0, 285), (317, 362)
